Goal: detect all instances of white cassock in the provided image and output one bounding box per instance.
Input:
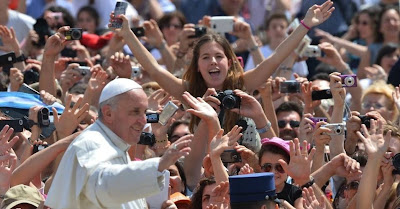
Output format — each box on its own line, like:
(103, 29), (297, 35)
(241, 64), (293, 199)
(45, 120), (165, 209)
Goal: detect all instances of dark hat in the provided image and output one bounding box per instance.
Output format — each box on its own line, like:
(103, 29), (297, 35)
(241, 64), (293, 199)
(229, 173), (279, 204)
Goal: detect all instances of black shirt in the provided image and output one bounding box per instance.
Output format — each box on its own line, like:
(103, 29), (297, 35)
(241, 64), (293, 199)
(277, 182), (303, 206)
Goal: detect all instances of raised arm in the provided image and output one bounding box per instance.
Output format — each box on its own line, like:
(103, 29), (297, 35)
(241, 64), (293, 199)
(110, 14), (185, 101)
(243, 1), (335, 92)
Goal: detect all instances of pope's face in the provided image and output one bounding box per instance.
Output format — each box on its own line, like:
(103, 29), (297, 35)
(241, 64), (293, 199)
(108, 90), (148, 145)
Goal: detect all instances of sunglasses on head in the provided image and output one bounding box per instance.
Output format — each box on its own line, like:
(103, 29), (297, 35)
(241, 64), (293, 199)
(261, 163), (285, 173)
(278, 120), (300, 128)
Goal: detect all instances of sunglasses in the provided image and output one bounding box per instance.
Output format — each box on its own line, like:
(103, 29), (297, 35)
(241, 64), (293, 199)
(261, 163), (285, 173)
(277, 120), (300, 128)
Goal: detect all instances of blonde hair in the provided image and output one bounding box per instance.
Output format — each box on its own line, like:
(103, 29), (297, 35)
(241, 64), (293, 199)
(362, 80), (398, 121)
(183, 33), (245, 133)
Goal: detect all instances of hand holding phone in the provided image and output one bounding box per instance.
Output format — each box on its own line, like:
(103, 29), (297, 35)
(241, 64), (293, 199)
(111, 2), (128, 28)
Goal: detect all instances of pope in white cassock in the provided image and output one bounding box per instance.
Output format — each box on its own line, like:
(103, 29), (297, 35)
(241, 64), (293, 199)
(45, 78), (192, 209)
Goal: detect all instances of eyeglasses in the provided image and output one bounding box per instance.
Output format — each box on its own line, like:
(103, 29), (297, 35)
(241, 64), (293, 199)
(261, 163), (285, 173)
(362, 102), (385, 110)
(163, 24), (183, 30)
(277, 120), (300, 128)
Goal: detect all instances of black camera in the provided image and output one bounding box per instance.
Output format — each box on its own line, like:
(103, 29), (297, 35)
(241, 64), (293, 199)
(312, 89), (332, 100)
(392, 153), (400, 174)
(0, 52), (16, 67)
(0, 119), (24, 132)
(23, 68), (40, 85)
(189, 26), (207, 38)
(138, 132), (156, 146)
(33, 18), (55, 47)
(215, 90), (241, 109)
(358, 115), (374, 129)
(65, 28), (83, 40)
(220, 149), (242, 163)
(38, 107), (50, 127)
(33, 144), (48, 154)
(280, 81), (301, 94)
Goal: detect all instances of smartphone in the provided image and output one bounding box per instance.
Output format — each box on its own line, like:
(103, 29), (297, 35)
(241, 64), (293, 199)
(111, 1), (128, 28)
(0, 52), (16, 67)
(33, 144), (48, 154)
(188, 26), (207, 38)
(159, 101), (179, 126)
(60, 48), (77, 58)
(0, 119), (24, 132)
(131, 27), (145, 37)
(220, 149), (242, 163)
(18, 83), (40, 95)
(311, 89), (332, 101)
(146, 113), (159, 123)
(279, 81), (301, 93)
(210, 16), (234, 35)
(138, 132), (156, 146)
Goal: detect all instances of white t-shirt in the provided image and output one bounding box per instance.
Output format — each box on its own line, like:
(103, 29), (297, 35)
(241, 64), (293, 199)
(70, 0), (138, 29)
(6, 10), (36, 43)
(244, 45), (309, 79)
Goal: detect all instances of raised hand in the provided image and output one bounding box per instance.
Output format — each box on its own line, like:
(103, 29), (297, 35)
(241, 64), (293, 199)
(356, 119), (391, 157)
(110, 51), (132, 78)
(301, 81), (321, 114)
(208, 181), (230, 209)
(148, 89), (170, 111)
(52, 95), (89, 139)
(279, 138), (315, 186)
(59, 63), (83, 93)
(142, 19), (165, 48)
(230, 20), (252, 40)
(302, 187), (326, 209)
(303, 1), (335, 28)
(9, 68), (24, 91)
(158, 134), (192, 172)
(43, 26), (70, 57)
(329, 72), (346, 105)
(0, 151), (17, 190)
(230, 89), (264, 120)
(161, 200), (178, 209)
(298, 113), (315, 143)
(210, 126), (243, 156)
(234, 145), (260, 172)
(86, 65), (108, 94)
(364, 64), (387, 81)
(0, 26), (20, 53)
(40, 90), (57, 105)
(177, 24), (197, 54)
(0, 126), (20, 156)
(312, 121), (332, 148)
(238, 163), (254, 175)
(182, 91), (218, 121)
(202, 88), (221, 113)
(327, 153), (361, 179)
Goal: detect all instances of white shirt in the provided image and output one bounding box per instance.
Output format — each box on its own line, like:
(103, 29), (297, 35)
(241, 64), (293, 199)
(6, 10), (35, 44)
(244, 45), (309, 79)
(45, 120), (165, 209)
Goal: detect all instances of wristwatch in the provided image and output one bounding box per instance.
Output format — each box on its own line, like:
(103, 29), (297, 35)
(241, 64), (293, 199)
(256, 121), (271, 134)
(15, 54), (27, 63)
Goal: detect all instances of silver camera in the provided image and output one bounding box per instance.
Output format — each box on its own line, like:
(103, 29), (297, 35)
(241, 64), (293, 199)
(321, 123), (346, 135)
(301, 45), (323, 57)
(131, 66), (141, 78)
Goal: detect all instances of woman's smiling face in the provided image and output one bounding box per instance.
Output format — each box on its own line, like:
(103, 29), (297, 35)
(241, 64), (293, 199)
(197, 41), (230, 90)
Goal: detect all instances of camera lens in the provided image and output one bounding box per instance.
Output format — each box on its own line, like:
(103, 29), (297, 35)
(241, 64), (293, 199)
(23, 69), (40, 85)
(344, 76), (354, 86)
(222, 95), (237, 109)
(72, 30), (81, 40)
(288, 83), (298, 93)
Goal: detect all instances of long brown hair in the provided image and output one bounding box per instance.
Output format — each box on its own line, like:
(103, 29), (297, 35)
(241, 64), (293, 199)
(183, 33), (245, 133)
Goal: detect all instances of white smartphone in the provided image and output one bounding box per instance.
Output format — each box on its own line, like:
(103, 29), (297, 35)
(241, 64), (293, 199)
(210, 16), (234, 35)
(159, 101), (179, 126)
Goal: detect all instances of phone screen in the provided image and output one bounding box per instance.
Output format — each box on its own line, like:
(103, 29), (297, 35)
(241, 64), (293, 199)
(159, 101), (178, 126)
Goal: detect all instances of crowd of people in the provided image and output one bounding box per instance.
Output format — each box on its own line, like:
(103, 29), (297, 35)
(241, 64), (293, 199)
(0, 0), (400, 208)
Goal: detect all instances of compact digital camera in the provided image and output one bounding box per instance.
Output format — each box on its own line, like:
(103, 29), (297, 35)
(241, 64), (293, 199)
(280, 81), (301, 94)
(65, 28), (83, 40)
(311, 89), (332, 100)
(74, 66), (91, 76)
(301, 45), (324, 57)
(146, 113), (159, 123)
(340, 75), (357, 87)
(358, 115), (374, 129)
(210, 16), (234, 35)
(321, 123), (346, 135)
(215, 90), (241, 109)
(310, 117), (328, 124)
(138, 132), (156, 146)
(131, 66), (141, 78)
(189, 26), (207, 38)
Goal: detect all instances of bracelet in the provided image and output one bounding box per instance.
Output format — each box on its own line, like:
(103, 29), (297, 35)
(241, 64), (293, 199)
(248, 45), (259, 52)
(256, 121), (271, 134)
(301, 176), (315, 188)
(300, 20), (311, 30)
